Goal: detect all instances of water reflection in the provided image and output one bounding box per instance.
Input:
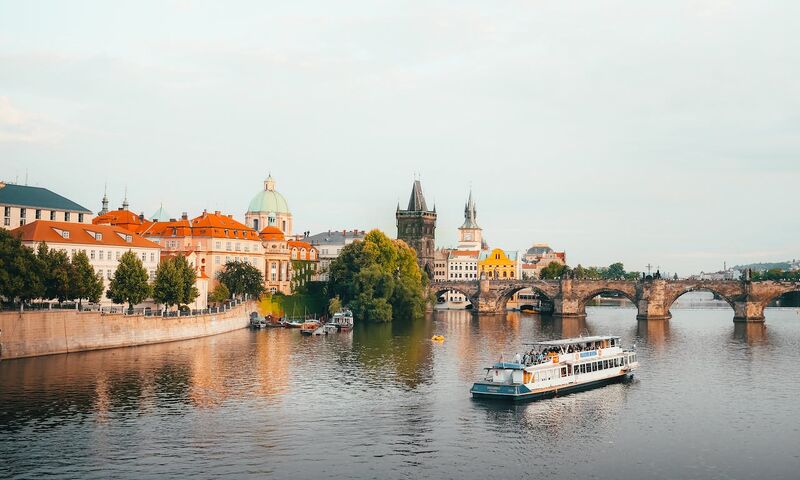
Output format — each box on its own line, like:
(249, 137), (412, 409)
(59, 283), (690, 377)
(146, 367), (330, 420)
(352, 319), (434, 389)
(1, 308), (799, 479)
(636, 319), (670, 351)
(733, 322), (768, 345)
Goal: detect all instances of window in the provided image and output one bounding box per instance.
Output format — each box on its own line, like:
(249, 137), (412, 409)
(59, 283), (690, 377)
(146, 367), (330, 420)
(3, 218), (8, 226)
(3, 206), (9, 217)
(90, 250), (96, 260)
(62, 231), (70, 239)
(150, 252), (155, 262)
(99, 251), (104, 260)
(107, 270), (113, 279)
(226, 242), (232, 251)
(19, 219), (25, 226)
(35, 209), (41, 219)
(215, 241), (221, 249)
(215, 256), (220, 264)
(141, 253), (146, 262)
(78, 213), (84, 223)
(20, 208), (26, 218)
(116, 251), (120, 260)
(65, 212), (70, 221)
(50, 211), (56, 220)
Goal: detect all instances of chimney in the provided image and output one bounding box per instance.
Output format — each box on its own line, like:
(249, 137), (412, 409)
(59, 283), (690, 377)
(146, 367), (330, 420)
(214, 210), (221, 216)
(170, 218), (177, 222)
(228, 214), (233, 219)
(139, 213), (144, 221)
(181, 212), (188, 220)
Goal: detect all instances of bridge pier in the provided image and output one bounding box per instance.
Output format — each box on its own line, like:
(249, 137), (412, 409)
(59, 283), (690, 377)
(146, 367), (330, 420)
(552, 278), (586, 319)
(635, 279), (671, 320)
(732, 301), (765, 323)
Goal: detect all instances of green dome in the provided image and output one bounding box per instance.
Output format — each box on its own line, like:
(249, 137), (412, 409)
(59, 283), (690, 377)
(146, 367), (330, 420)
(247, 175), (290, 214)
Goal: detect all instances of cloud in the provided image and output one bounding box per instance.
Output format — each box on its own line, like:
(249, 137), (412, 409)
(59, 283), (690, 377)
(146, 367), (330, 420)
(0, 97), (62, 144)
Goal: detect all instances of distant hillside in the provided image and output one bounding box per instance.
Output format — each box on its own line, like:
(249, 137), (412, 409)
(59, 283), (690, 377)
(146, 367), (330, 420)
(733, 261), (793, 272)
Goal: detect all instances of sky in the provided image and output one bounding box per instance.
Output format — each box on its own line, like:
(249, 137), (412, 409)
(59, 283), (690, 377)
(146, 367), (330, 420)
(1, 0), (798, 275)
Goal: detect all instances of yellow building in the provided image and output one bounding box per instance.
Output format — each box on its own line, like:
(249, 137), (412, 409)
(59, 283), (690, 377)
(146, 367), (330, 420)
(479, 248), (519, 279)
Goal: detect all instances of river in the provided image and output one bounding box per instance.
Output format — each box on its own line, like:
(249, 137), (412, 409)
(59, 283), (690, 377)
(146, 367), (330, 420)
(2, 298), (800, 479)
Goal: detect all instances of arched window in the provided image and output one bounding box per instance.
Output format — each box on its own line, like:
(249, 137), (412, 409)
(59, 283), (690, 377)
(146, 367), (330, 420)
(253, 219), (259, 231)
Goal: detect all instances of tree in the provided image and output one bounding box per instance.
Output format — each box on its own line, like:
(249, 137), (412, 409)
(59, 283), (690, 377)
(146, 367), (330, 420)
(208, 283), (230, 306)
(540, 261), (567, 280)
(217, 261), (264, 299)
(70, 250), (104, 308)
(153, 258), (182, 308)
(328, 295), (342, 316)
(107, 250), (152, 310)
(43, 247), (72, 303)
(0, 229), (44, 304)
(328, 229), (427, 322)
(172, 255), (199, 307)
(604, 262), (626, 280)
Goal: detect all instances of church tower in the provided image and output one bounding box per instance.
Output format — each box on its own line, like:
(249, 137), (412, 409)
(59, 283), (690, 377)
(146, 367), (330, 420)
(396, 180), (437, 277)
(457, 189), (482, 250)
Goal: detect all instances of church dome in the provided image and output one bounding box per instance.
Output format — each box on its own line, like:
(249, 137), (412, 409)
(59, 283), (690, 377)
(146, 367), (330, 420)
(247, 175), (290, 214)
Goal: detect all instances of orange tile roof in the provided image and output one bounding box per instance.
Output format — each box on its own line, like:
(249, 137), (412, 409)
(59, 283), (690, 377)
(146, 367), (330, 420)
(11, 220), (161, 249)
(143, 219), (193, 237)
(260, 226), (285, 241)
(93, 209), (155, 234)
(449, 250), (480, 258)
(288, 240), (318, 260)
(191, 212), (260, 240)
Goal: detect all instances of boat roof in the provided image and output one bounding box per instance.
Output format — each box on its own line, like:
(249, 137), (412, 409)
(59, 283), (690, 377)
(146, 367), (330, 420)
(492, 362), (525, 370)
(523, 335), (620, 347)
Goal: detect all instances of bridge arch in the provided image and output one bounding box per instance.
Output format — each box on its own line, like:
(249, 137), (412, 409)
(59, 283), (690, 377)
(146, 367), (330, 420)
(496, 285), (556, 313)
(431, 286), (478, 309)
(665, 286), (737, 314)
(575, 288), (639, 319)
(757, 287), (800, 311)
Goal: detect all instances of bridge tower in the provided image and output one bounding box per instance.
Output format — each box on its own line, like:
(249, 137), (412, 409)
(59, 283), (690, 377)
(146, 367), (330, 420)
(397, 179), (437, 278)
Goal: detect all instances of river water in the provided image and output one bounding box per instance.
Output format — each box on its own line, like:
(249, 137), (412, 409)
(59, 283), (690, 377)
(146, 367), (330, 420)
(2, 299), (800, 479)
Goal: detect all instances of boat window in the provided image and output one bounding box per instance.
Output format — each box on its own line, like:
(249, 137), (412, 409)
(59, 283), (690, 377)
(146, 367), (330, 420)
(603, 360), (608, 369)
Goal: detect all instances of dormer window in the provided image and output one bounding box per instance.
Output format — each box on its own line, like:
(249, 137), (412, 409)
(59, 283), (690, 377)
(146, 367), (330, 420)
(62, 231), (70, 239)
(125, 235), (132, 243)
(95, 233), (103, 241)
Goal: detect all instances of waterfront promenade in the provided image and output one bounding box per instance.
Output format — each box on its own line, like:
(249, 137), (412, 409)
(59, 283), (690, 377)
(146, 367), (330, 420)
(0, 300), (255, 360)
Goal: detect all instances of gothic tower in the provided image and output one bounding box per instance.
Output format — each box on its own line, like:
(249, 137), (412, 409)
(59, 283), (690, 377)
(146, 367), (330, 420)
(396, 180), (437, 277)
(457, 189), (482, 250)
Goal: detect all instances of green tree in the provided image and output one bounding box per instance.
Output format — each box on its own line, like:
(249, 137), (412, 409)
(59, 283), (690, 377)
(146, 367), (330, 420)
(172, 255), (199, 307)
(540, 261), (567, 280)
(328, 229), (427, 322)
(0, 229), (44, 304)
(70, 251), (103, 308)
(603, 262), (626, 280)
(43, 247), (72, 303)
(328, 295), (342, 316)
(153, 258), (182, 308)
(107, 250), (152, 310)
(208, 282), (230, 306)
(217, 261), (265, 299)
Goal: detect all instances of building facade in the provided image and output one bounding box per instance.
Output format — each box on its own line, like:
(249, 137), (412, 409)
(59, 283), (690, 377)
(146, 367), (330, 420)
(1, 182), (93, 230)
(520, 243), (566, 279)
(11, 220), (161, 307)
(259, 226), (292, 294)
(288, 239), (319, 291)
(245, 175), (293, 236)
(479, 248), (519, 280)
(396, 180), (437, 277)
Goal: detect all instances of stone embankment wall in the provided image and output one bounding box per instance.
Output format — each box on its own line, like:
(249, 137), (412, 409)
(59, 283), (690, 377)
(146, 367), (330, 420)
(0, 301), (255, 360)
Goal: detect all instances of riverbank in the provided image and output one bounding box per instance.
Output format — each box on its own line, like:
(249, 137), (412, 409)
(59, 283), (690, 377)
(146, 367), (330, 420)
(0, 300), (255, 360)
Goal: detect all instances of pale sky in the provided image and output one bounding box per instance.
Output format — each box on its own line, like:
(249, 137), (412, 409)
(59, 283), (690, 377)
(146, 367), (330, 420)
(1, 1), (798, 275)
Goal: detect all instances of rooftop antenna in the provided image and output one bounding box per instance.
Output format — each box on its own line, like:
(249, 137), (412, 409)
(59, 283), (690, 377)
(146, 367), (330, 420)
(25, 169), (28, 186)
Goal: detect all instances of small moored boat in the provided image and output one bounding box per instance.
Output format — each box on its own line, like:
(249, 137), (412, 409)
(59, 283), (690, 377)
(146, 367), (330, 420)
(470, 335), (638, 401)
(300, 320), (322, 336)
(330, 309), (354, 331)
(313, 323), (338, 336)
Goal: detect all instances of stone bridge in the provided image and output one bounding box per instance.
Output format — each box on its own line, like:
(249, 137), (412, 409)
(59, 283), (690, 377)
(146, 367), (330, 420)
(430, 278), (800, 322)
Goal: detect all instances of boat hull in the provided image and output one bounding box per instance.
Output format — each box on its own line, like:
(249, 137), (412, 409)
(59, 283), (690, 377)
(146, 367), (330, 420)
(471, 372), (632, 402)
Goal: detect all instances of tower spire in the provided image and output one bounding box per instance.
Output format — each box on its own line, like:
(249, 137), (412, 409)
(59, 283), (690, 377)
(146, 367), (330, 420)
(122, 186), (129, 210)
(100, 182), (109, 215)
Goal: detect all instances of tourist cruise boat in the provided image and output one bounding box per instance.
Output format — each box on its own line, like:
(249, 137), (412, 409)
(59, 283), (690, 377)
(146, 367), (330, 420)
(470, 335), (638, 401)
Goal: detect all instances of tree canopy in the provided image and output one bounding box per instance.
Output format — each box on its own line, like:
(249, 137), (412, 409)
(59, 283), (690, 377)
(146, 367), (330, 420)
(328, 229), (427, 322)
(217, 260), (264, 299)
(69, 251), (104, 307)
(107, 250), (152, 309)
(540, 261), (567, 280)
(0, 229), (44, 303)
(208, 282), (230, 305)
(153, 255), (199, 309)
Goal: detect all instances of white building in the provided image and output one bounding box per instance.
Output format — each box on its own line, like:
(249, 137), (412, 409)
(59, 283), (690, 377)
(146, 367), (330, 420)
(0, 182), (93, 230)
(11, 220), (162, 307)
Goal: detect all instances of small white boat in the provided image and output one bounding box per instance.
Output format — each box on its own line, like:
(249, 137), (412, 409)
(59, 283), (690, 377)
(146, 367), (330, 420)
(330, 309), (354, 330)
(312, 323), (338, 336)
(471, 335), (639, 401)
